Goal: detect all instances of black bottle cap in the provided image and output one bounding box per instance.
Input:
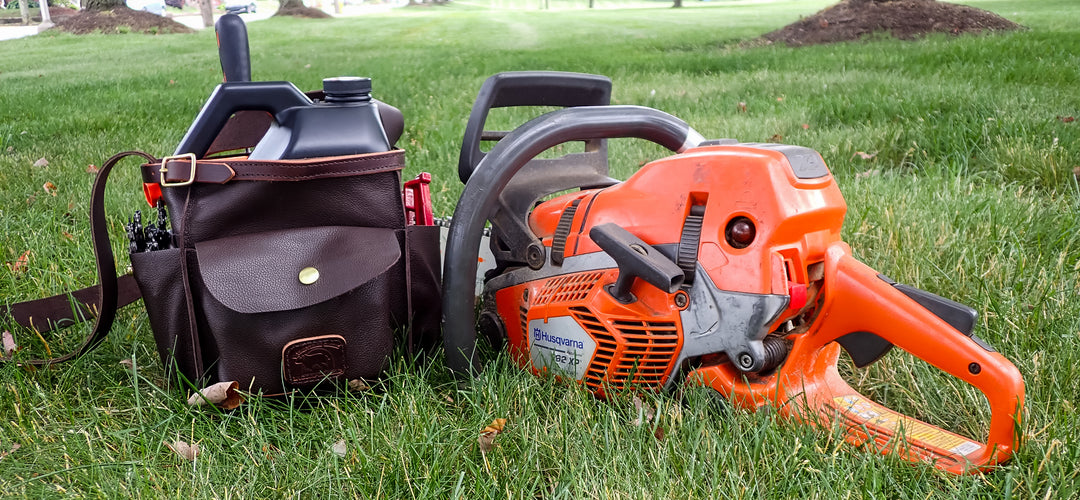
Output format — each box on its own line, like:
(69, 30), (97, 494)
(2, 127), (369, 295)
(323, 77), (372, 102)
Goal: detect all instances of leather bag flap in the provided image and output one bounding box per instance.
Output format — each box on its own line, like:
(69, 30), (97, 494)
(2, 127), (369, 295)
(195, 226), (400, 314)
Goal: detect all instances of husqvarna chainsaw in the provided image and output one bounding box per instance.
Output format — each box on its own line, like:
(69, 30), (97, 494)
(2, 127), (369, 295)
(441, 72), (1025, 474)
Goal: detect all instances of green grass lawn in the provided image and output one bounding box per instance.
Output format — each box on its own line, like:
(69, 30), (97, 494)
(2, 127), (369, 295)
(2, 0), (1079, 497)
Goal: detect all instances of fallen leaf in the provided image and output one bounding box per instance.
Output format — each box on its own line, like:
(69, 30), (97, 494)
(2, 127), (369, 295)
(851, 151), (877, 160)
(86, 164), (99, 174)
(0, 443), (20, 461)
(478, 418), (507, 454)
(1074, 166), (1080, 183)
(776, 97), (784, 102)
(165, 440), (199, 461)
(801, 123), (810, 130)
(769, 134), (783, 143)
(118, 359), (134, 370)
(2, 331), (17, 357)
(186, 381), (244, 410)
(331, 439), (347, 458)
(855, 169), (881, 179)
(169, 79), (176, 85)
(7, 250), (30, 275)
(737, 102), (747, 113)
(653, 426), (665, 441)
(61, 231), (74, 241)
(347, 379), (369, 392)
(1058, 116), (1075, 123)
(42, 182), (58, 196)
(304, 64), (312, 69)
(631, 395), (657, 427)
(32, 157), (48, 168)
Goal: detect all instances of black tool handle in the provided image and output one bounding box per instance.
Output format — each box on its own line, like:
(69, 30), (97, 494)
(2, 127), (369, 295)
(173, 82), (312, 158)
(442, 105), (704, 377)
(216, 13), (252, 83)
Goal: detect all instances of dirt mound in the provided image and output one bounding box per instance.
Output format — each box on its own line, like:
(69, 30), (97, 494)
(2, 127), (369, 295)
(55, 7), (194, 35)
(760, 0), (1023, 47)
(273, 6), (332, 18)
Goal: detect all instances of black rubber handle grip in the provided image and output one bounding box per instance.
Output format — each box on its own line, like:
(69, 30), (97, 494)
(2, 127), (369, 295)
(442, 105), (702, 377)
(173, 82), (312, 157)
(216, 14), (252, 83)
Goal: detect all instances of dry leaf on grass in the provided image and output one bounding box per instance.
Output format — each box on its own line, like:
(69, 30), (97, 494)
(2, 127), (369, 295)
(347, 379), (369, 392)
(186, 381), (244, 410)
(855, 169), (881, 180)
(0, 443), (20, 461)
(118, 359), (134, 371)
(801, 123), (810, 130)
(851, 151), (877, 160)
(737, 102), (748, 113)
(631, 396), (666, 441)
(331, 439), (347, 458)
(1058, 116), (1075, 123)
(7, 250), (30, 275)
(165, 440), (199, 461)
(631, 396), (657, 427)
(478, 418), (507, 454)
(86, 164), (99, 174)
(769, 134), (783, 143)
(2, 331), (17, 358)
(32, 157), (48, 168)
(42, 182), (58, 196)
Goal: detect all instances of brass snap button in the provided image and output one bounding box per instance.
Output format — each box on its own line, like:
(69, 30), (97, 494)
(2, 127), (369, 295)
(299, 267), (320, 285)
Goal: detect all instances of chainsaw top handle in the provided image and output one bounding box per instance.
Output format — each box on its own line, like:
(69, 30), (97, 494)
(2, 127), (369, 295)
(442, 105), (705, 377)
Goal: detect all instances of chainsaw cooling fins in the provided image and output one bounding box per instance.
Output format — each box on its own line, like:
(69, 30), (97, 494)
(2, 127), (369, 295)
(442, 79), (1024, 475)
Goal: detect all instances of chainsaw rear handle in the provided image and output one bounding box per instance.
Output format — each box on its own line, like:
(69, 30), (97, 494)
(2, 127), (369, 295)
(443, 105), (705, 377)
(788, 243), (1024, 472)
(216, 14), (252, 83)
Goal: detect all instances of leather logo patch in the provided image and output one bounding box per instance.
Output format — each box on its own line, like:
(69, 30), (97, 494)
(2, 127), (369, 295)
(282, 335), (347, 386)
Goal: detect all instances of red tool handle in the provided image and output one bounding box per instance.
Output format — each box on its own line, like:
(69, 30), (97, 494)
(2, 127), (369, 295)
(403, 172), (434, 226)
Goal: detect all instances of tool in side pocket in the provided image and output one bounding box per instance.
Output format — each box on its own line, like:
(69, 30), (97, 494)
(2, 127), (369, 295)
(126, 201), (174, 254)
(441, 72), (1025, 474)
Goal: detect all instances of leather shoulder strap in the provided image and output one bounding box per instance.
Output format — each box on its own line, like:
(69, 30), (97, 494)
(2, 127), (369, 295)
(2, 151), (155, 366)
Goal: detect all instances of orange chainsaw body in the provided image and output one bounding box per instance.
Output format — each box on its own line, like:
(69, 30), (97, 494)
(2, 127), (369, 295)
(489, 143), (1024, 474)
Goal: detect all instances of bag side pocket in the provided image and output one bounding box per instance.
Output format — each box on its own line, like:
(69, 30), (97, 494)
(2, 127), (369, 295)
(131, 248), (202, 386)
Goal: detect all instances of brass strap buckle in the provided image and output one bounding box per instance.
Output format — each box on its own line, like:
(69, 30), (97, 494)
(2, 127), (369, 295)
(159, 153), (197, 187)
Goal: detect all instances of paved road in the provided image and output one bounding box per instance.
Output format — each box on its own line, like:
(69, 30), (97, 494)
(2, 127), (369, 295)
(0, 24), (41, 42)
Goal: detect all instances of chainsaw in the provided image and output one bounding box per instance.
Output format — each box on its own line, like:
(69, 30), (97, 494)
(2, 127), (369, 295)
(441, 72), (1025, 474)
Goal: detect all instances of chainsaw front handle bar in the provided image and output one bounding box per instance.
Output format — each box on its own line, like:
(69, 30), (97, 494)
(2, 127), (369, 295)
(443, 105), (704, 377)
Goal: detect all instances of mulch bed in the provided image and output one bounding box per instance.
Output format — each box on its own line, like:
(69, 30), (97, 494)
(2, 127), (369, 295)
(273, 6), (332, 18)
(54, 7), (194, 35)
(759, 0), (1024, 47)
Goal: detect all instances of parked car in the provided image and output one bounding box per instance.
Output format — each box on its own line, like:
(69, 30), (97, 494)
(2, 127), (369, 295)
(127, 0), (166, 15)
(224, 0), (257, 14)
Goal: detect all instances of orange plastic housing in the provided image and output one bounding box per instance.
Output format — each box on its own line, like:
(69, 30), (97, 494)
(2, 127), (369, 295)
(501, 144), (1023, 473)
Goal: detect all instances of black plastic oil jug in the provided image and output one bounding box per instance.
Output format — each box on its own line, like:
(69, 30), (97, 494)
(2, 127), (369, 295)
(247, 77), (390, 160)
(172, 15), (398, 160)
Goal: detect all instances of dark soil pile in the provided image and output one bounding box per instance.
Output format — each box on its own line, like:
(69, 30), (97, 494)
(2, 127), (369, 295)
(273, 6), (332, 18)
(55, 7), (194, 35)
(760, 0), (1023, 47)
